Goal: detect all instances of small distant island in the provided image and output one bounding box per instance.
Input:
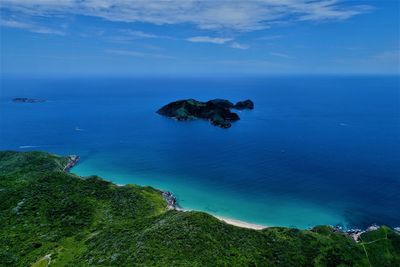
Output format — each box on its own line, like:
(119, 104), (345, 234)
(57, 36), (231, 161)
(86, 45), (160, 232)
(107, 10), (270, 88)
(157, 99), (254, 128)
(12, 98), (46, 103)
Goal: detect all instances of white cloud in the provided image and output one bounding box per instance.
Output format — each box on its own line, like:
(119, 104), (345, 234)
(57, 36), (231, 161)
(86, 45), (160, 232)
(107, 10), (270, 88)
(120, 30), (159, 39)
(270, 52), (291, 59)
(298, 2), (372, 21)
(0, 0), (371, 32)
(187, 36), (249, 50)
(0, 19), (65, 35)
(106, 49), (174, 59)
(230, 42), (250, 50)
(258, 35), (283, 41)
(187, 36), (233, 44)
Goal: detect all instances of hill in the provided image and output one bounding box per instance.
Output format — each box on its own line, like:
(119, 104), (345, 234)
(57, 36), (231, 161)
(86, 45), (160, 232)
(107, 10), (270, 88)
(0, 151), (399, 266)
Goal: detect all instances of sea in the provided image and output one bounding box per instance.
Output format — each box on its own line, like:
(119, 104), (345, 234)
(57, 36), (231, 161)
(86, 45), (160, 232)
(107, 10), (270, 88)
(1, 75), (399, 229)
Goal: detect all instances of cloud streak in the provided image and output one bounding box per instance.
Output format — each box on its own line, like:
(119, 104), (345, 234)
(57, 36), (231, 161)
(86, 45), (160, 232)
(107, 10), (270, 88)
(187, 36), (233, 44)
(120, 30), (159, 39)
(187, 36), (249, 50)
(0, 19), (65, 35)
(1, 0), (371, 32)
(270, 52), (292, 59)
(258, 35), (283, 41)
(230, 42), (250, 50)
(106, 49), (174, 59)
(372, 50), (400, 62)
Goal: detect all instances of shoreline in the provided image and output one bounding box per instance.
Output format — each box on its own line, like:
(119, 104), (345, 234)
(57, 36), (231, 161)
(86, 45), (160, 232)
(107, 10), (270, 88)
(161, 190), (266, 230)
(214, 216), (267, 230)
(64, 155), (80, 172)
(69, 159), (399, 236)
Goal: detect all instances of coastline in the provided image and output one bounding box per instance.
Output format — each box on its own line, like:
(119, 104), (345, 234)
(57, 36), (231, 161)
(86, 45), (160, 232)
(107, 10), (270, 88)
(63, 155), (80, 172)
(161, 190), (266, 230)
(5, 150), (400, 266)
(71, 154), (354, 230)
(214, 216), (266, 230)
(69, 156), (399, 236)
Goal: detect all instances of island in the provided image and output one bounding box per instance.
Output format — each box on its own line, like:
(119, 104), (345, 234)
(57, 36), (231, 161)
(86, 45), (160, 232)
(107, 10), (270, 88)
(234, 99), (254, 110)
(0, 150), (399, 266)
(157, 99), (254, 128)
(12, 98), (46, 103)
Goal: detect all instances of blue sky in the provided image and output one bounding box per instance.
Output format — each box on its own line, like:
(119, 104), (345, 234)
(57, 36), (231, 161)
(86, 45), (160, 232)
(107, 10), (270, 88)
(0, 0), (399, 76)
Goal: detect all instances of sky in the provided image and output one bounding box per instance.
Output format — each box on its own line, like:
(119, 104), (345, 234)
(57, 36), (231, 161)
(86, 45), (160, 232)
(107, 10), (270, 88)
(0, 0), (399, 76)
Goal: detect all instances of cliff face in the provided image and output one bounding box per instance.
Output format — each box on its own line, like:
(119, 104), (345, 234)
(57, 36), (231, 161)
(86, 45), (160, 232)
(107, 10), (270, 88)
(1, 151), (399, 267)
(157, 99), (254, 128)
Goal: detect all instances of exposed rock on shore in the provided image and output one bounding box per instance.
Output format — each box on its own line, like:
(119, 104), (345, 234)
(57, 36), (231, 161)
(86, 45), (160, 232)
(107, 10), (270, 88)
(157, 99), (254, 128)
(162, 191), (177, 210)
(63, 155), (79, 172)
(328, 224), (397, 242)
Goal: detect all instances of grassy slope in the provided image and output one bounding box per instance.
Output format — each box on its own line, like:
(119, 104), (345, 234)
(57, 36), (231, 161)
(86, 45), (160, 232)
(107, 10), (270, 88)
(0, 151), (399, 267)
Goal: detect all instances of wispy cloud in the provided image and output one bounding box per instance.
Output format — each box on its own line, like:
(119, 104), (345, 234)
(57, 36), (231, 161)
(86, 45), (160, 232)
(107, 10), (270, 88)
(214, 59), (287, 69)
(372, 50), (400, 62)
(187, 36), (233, 44)
(187, 36), (249, 50)
(270, 52), (291, 59)
(298, 3), (372, 21)
(0, 19), (65, 35)
(106, 49), (174, 59)
(120, 30), (159, 39)
(230, 42), (249, 50)
(258, 35), (283, 41)
(1, 1), (371, 32)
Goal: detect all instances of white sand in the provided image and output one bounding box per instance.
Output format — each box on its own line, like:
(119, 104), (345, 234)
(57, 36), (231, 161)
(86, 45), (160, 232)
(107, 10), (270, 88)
(215, 216), (266, 230)
(176, 208), (267, 230)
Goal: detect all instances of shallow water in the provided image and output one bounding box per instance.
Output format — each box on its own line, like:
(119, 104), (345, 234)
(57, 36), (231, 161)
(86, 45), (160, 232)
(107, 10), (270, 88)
(1, 75), (399, 229)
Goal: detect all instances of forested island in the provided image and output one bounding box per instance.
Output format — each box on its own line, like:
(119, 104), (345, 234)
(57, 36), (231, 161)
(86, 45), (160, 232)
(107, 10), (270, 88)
(157, 99), (254, 128)
(0, 151), (399, 266)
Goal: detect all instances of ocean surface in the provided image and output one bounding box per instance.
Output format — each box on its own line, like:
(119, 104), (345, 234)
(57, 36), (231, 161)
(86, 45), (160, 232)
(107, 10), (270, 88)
(1, 75), (399, 229)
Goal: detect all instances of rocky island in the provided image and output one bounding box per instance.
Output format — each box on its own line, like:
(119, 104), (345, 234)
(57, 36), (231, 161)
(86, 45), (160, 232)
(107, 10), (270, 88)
(12, 98), (46, 103)
(157, 99), (254, 128)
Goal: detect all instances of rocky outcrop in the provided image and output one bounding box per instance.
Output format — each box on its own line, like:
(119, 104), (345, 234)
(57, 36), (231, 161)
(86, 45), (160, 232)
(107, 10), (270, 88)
(330, 224), (398, 242)
(162, 191), (177, 210)
(157, 98), (254, 128)
(63, 155), (79, 172)
(234, 99), (254, 110)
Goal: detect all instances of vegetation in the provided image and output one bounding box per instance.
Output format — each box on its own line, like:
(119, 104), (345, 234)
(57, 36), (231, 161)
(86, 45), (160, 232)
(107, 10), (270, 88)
(0, 151), (399, 266)
(157, 99), (253, 128)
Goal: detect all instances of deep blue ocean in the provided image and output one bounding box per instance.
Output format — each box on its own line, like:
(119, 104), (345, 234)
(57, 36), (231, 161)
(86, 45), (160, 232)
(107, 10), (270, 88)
(1, 75), (399, 229)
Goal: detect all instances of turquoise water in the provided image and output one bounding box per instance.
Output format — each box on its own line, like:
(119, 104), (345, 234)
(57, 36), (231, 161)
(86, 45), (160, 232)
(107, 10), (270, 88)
(1, 76), (399, 229)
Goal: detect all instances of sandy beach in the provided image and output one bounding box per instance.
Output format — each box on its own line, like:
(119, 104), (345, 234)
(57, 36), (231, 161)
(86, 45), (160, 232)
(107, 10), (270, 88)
(215, 216), (267, 230)
(170, 203), (267, 230)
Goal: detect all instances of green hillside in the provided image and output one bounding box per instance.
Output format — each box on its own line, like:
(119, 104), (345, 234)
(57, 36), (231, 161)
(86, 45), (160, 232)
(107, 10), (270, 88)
(0, 151), (399, 266)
